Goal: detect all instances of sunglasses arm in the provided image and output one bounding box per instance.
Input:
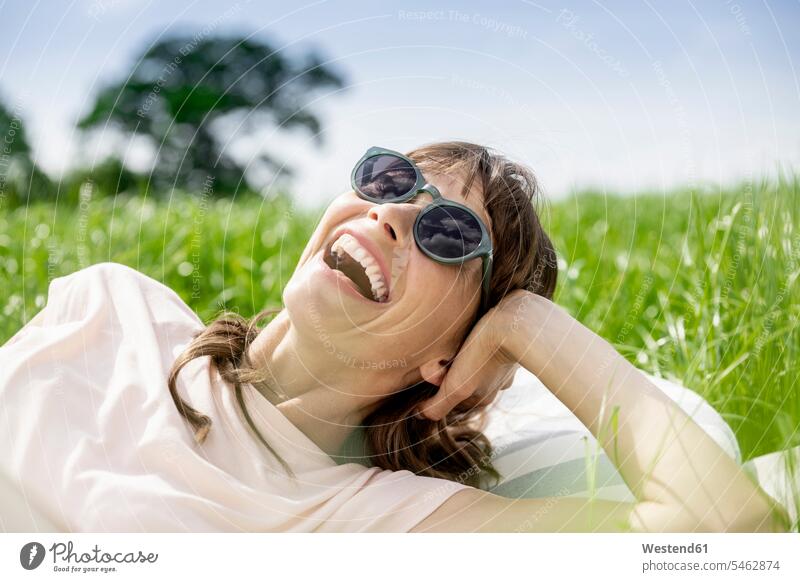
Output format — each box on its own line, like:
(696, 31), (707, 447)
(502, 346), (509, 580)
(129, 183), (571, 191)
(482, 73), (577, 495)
(479, 253), (493, 315)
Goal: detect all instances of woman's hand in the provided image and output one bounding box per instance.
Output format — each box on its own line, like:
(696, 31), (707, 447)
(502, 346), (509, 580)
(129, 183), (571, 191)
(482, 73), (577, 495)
(416, 289), (538, 421)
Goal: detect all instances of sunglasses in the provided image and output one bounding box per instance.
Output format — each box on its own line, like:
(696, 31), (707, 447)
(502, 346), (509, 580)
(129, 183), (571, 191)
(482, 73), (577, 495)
(351, 146), (493, 313)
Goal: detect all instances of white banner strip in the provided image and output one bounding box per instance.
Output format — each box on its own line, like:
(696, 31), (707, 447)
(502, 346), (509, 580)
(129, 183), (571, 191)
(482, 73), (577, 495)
(1, 533), (798, 581)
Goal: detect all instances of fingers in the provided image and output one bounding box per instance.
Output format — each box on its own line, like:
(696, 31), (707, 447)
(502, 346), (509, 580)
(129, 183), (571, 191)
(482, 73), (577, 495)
(415, 309), (510, 421)
(417, 361), (515, 421)
(417, 369), (477, 421)
(500, 364), (519, 390)
(419, 363), (519, 420)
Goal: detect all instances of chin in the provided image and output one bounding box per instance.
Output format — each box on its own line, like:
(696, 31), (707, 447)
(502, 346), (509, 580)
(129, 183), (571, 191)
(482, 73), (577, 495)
(283, 265), (349, 336)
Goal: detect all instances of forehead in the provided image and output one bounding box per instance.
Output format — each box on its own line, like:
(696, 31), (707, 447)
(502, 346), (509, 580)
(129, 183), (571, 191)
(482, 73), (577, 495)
(420, 167), (492, 235)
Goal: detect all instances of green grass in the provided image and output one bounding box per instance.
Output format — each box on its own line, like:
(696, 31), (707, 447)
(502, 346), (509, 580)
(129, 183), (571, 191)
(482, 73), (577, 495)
(546, 176), (800, 462)
(0, 190), (316, 326)
(1, 178), (798, 464)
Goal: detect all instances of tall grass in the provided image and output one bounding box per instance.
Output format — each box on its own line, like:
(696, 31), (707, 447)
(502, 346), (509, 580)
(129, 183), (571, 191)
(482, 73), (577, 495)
(548, 176), (799, 461)
(0, 189), (316, 329)
(1, 177), (798, 464)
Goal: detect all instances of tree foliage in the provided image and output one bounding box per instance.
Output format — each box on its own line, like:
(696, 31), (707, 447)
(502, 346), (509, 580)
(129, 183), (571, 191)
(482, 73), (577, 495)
(77, 34), (345, 195)
(0, 95), (51, 207)
(0, 98), (32, 158)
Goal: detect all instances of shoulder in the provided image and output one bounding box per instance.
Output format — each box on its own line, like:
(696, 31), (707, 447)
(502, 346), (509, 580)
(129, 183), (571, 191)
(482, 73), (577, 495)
(48, 262), (203, 328)
(56, 262), (178, 300)
(58, 261), (152, 287)
(48, 262), (140, 293)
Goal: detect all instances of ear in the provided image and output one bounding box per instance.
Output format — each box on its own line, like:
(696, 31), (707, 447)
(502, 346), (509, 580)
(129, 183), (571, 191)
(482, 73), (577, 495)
(418, 356), (453, 386)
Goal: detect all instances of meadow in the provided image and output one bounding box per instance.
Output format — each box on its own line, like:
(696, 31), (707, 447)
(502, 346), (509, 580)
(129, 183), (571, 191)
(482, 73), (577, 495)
(1, 177), (798, 462)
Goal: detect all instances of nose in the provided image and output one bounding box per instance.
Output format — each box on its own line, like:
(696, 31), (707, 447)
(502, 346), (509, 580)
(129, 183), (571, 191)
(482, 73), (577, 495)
(367, 202), (419, 248)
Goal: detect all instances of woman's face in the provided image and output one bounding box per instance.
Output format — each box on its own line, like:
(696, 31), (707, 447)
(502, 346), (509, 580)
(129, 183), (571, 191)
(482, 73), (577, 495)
(283, 167), (492, 390)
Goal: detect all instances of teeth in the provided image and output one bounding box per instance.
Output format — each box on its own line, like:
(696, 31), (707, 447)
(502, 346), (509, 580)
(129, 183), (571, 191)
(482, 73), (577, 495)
(330, 233), (389, 302)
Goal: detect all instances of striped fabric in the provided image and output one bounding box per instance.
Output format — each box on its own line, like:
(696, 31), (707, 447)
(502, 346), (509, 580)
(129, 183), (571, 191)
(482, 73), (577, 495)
(476, 369), (740, 500)
(479, 431), (631, 501)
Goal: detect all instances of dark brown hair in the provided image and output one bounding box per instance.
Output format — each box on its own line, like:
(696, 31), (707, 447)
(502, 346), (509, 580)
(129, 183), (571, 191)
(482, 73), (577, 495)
(167, 141), (558, 488)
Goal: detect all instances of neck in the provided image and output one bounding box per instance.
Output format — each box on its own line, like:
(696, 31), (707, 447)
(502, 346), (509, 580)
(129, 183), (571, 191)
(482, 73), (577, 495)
(246, 310), (406, 457)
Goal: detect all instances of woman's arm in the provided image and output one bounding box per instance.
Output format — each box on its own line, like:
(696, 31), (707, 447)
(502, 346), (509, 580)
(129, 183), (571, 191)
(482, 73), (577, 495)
(411, 488), (635, 532)
(415, 290), (789, 532)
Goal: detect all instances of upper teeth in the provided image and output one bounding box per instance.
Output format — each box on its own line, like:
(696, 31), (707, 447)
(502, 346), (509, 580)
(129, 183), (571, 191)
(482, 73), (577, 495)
(331, 233), (389, 302)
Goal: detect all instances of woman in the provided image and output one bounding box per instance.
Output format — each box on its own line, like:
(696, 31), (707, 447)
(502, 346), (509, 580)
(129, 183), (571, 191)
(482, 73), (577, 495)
(0, 142), (787, 532)
(166, 141), (787, 532)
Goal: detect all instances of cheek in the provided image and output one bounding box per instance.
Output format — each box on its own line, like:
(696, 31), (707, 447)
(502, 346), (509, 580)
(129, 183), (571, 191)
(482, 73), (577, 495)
(299, 197), (365, 260)
(406, 256), (469, 322)
(421, 260), (467, 300)
(318, 197), (358, 234)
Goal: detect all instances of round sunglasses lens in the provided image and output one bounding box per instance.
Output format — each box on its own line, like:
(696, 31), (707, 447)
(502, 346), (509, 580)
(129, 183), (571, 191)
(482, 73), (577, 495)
(417, 206), (483, 259)
(354, 154), (416, 200)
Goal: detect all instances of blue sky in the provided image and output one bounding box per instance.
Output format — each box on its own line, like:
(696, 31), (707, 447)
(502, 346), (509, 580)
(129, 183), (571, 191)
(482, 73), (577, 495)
(1, 0), (798, 206)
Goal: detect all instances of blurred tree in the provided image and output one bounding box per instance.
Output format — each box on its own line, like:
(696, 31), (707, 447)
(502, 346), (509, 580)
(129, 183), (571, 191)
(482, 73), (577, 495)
(0, 95), (52, 207)
(77, 34), (345, 195)
(62, 156), (145, 204)
(0, 98), (31, 157)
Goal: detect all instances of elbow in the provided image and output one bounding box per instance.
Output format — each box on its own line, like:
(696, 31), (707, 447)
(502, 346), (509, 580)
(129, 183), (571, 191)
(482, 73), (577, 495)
(736, 499), (791, 532)
(633, 496), (792, 533)
(704, 497), (791, 533)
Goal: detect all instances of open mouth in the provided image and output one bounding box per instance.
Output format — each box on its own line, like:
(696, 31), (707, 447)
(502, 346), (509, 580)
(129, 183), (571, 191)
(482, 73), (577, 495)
(323, 233), (389, 302)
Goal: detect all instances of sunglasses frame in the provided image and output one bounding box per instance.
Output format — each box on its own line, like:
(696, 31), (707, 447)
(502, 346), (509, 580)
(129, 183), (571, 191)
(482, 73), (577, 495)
(350, 146), (493, 314)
